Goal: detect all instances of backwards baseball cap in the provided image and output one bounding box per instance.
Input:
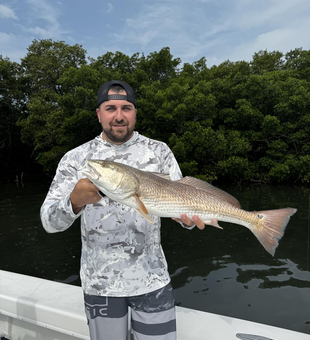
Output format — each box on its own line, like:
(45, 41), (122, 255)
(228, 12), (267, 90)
(97, 80), (136, 108)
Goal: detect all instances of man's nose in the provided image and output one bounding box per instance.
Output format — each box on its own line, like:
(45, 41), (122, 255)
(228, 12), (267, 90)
(115, 108), (124, 120)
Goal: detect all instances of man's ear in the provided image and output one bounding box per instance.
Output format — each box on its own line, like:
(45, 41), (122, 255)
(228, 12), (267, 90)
(96, 108), (101, 123)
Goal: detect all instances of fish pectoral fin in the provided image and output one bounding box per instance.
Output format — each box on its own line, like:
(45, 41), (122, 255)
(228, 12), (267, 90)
(134, 208), (154, 224)
(134, 194), (148, 214)
(133, 194), (154, 224)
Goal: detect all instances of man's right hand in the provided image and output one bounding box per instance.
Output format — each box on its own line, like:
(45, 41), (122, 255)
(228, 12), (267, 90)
(70, 178), (102, 214)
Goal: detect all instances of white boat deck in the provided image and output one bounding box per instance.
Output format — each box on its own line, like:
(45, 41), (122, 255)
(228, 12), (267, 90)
(0, 270), (309, 340)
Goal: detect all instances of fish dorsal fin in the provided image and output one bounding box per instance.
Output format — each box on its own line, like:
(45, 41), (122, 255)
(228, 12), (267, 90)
(133, 194), (154, 224)
(149, 172), (172, 181)
(178, 177), (241, 208)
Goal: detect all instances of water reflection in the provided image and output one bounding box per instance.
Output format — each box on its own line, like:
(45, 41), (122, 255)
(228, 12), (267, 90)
(236, 259), (310, 289)
(170, 254), (310, 334)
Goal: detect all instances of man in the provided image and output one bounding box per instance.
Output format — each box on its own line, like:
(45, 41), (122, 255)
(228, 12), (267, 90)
(41, 80), (206, 340)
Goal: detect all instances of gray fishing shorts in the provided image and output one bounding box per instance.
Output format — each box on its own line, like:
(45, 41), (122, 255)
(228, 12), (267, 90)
(84, 283), (176, 340)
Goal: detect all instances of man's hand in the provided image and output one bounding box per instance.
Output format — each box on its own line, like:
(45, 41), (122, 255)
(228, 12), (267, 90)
(70, 178), (102, 214)
(172, 214), (206, 230)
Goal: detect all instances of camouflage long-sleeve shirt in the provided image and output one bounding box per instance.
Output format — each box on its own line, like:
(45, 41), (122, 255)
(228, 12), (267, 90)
(40, 132), (183, 297)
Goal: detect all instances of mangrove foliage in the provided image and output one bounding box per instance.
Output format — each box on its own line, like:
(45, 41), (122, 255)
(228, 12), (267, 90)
(1, 39), (310, 183)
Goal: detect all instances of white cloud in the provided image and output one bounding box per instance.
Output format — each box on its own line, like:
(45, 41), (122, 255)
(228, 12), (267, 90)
(19, 0), (72, 41)
(26, 0), (60, 27)
(1, 0), (74, 61)
(0, 4), (17, 19)
(0, 33), (30, 62)
(106, 3), (114, 13)
(229, 20), (310, 64)
(119, 3), (184, 48)
(23, 26), (53, 39)
(0, 32), (16, 45)
(112, 2), (230, 64)
(233, 0), (310, 29)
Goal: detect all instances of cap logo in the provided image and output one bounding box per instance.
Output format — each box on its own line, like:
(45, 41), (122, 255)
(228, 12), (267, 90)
(107, 94), (128, 101)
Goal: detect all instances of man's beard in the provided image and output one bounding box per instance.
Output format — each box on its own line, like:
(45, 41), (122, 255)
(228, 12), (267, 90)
(102, 122), (134, 144)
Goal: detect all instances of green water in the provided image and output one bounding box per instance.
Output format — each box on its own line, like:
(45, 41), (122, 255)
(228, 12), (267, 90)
(0, 179), (309, 334)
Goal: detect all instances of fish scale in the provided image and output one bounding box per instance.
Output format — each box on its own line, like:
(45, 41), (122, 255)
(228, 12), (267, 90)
(138, 175), (248, 224)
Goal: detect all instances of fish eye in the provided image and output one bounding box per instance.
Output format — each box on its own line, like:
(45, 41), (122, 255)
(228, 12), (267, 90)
(101, 164), (107, 168)
(257, 214), (263, 219)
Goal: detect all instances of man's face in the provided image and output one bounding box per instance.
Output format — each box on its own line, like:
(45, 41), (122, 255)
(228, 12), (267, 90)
(96, 90), (136, 145)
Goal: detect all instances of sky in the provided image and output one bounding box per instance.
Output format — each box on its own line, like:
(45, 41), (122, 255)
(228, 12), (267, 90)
(1, 0), (310, 67)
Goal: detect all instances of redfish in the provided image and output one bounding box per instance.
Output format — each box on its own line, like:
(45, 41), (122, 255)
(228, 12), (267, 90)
(82, 160), (297, 256)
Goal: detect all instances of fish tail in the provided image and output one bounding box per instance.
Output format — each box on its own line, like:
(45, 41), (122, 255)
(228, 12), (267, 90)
(250, 208), (297, 256)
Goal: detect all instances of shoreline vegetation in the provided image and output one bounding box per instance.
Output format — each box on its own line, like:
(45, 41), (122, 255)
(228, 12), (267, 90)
(2, 39), (310, 184)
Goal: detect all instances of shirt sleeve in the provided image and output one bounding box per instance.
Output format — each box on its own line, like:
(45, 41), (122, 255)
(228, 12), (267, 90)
(40, 153), (84, 233)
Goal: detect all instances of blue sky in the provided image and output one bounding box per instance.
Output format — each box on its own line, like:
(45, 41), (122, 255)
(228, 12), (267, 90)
(1, 0), (310, 66)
